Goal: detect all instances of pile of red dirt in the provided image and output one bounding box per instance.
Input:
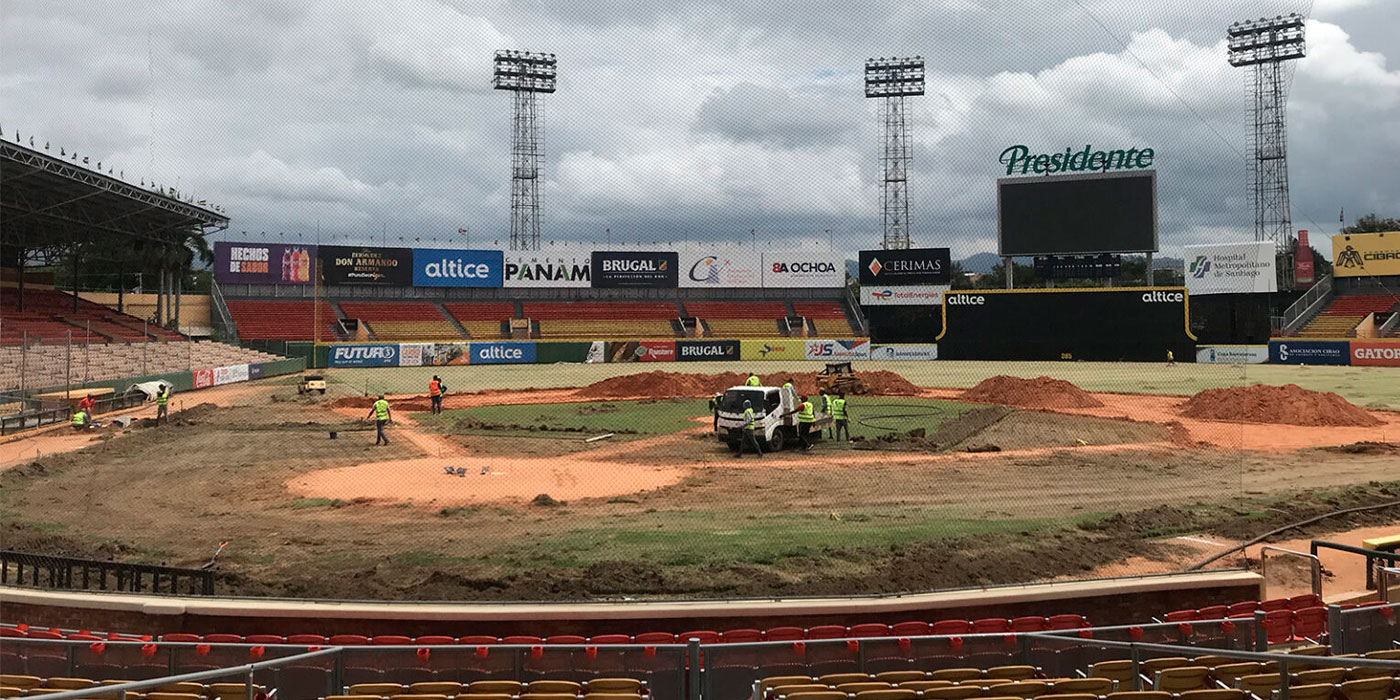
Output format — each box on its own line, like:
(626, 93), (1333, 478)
(959, 375), (1104, 409)
(575, 370), (920, 399)
(1179, 384), (1382, 427)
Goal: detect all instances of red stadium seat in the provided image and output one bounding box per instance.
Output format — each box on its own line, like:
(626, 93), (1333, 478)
(0, 627), (26, 638)
(1226, 601), (1260, 617)
(1010, 617), (1048, 633)
(891, 621), (932, 636)
(371, 635), (412, 645)
(413, 636), (457, 645)
(1046, 615), (1087, 630)
(1164, 610), (1199, 623)
(545, 635), (587, 644)
(1288, 594), (1323, 611)
(971, 618), (1010, 634)
(1196, 606), (1228, 621)
(764, 627), (805, 641)
(458, 635), (500, 645)
(588, 634), (632, 644)
(329, 634), (370, 645)
(1292, 607), (1327, 641)
(634, 632), (677, 644)
(931, 620), (971, 635)
(1262, 610), (1294, 645)
(286, 634), (328, 645)
(849, 624), (891, 638)
(502, 635), (544, 645)
(806, 625), (848, 639)
(161, 633), (201, 643)
(719, 629), (762, 643)
(246, 635), (286, 645)
(679, 630), (720, 644)
(1260, 598), (1290, 613)
(203, 633), (245, 643)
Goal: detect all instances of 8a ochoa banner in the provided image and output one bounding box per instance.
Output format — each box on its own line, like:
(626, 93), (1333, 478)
(1350, 341), (1400, 367)
(607, 340), (676, 362)
(591, 251), (679, 288)
(679, 251), (762, 288)
(469, 341), (536, 364)
(938, 288), (1195, 362)
(676, 340), (740, 361)
(761, 250), (844, 288)
(805, 339), (871, 360)
(328, 343), (400, 367)
(859, 248), (951, 285)
(319, 246), (413, 286)
(740, 339), (804, 360)
(870, 343), (939, 360)
(1332, 232), (1400, 277)
(504, 254), (592, 288)
(1268, 340), (1350, 366)
(214, 242), (315, 285)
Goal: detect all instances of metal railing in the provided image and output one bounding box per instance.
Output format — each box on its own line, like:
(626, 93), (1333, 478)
(1379, 567), (1400, 603)
(0, 549), (215, 595)
(1328, 602), (1400, 655)
(1379, 311), (1400, 338)
(1311, 540), (1400, 590)
(1272, 275), (1333, 335)
(0, 390), (146, 436)
(210, 279), (238, 340)
(1261, 545), (1323, 598)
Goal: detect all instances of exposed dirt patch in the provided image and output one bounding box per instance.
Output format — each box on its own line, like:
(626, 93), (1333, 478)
(960, 376), (1104, 409)
(1321, 441), (1400, 455)
(575, 370), (920, 399)
(853, 406), (1012, 452)
(961, 412), (1172, 451)
(1179, 384), (1382, 427)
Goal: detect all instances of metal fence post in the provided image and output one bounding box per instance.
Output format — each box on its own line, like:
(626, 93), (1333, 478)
(1129, 644), (1141, 691)
(1278, 658), (1290, 700)
(1252, 610), (1268, 651)
(1326, 604), (1345, 654)
(332, 648), (345, 694)
(687, 639), (701, 700)
(1018, 635), (1033, 666)
(246, 666), (255, 700)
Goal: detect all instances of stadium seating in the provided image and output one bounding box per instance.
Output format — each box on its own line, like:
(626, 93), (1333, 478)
(226, 301), (338, 341)
(683, 302), (789, 338)
(1296, 293), (1400, 338)
(791, 302), (858, 338)
(523, 303), (680, 339)
(0, 341), (283, 394)
(337, 303), (463, 342)
(1, 288), (183, 345)
(442, 303), (514, 340)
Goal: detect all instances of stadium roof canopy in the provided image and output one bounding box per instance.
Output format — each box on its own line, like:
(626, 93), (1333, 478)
(1, 139), (228, 264)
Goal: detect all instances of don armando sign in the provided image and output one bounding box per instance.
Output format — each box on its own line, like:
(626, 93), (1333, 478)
(1000, 144), (1154, 176)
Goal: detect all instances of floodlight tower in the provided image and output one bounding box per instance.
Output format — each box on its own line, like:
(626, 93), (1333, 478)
(1228, 14), (1305, 250)
(493, 50), (557, 251)
(864, 56), (924, 251)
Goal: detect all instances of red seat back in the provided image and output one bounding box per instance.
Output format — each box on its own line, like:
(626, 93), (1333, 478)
(329, 634), (369, 646)
(764, 627), (805, 641)
(1196, 606), (1228, 620)
(849, 624), (891, 638)
(931, 620), (971, 635)
(546, 635), (588, 644)
(891, 621), (931, 636)
(287, 634), (328, 645)
(413, 636), (457, 645)
(371, 635), (412, 645)
(719, 629), (762, 643)
(634, 632), (677, 644)
(502, 635), (544, 645)
(1262, 610), (1294, 644)
(971, 618), (1010, 634)
(1226, 601), (1260, 617)
(204, 633), (245, 643)
(806, 625), (848, 639)
(161, 633), (201, 643)
(1164, 610), (1199, 623)
(458, 635), (499, 645)
(679, 630), (720, 644)
(1010, 617), (1047, 632)
(588, 634), (632, 644)
(1291, 607), (1328, 640)
(1288, 594), (1323, 611)
(1046, 614), (1087, 630)
(1260, 598), (1290, 613)
(245, 635), (286, 645)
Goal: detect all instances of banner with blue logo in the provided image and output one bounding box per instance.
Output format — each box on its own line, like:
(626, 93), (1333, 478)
(328, 343), (400, 367)
(470, 341), (536, 364)
(412, 248), (504, 287)
(1268, 340), (1350, 366)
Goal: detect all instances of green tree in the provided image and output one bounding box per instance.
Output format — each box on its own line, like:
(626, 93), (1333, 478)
(1343, 213), (1400, 234)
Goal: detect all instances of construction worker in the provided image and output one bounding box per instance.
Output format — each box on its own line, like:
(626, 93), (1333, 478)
(820, 390), (834, 438)
(428, 375), (445, 414)
(734, 399), (763, 458)
(156, 385), (170, 423)
(1166, 349), (1175, 367)
(366, 395), (391, 445)
(794, 394), (816, 451)
(78, 394), (95, 416)
(782, 378), (796, 404)
(71, 409), (89, 432)
(832, 392), (851, 442)
(708, 393), (721, 431)
(745, 372), (761, 386)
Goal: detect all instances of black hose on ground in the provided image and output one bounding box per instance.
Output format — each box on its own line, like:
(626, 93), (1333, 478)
(1184, 499), (1400, 571)
(854, 405), (950, 431)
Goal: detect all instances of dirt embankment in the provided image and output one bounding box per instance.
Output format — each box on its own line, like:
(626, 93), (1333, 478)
(1179, 384), (1382, 427)
(960, 375), (1104, 409)
(575, 370), (921, 399)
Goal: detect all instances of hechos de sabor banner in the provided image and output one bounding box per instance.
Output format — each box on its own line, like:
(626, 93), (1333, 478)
(591, 251), (679, 288)
(678, 251), (762, 288)
(504, 254), (591, 288)
(760, 250), (844, 288)
(213, 242), (315, 285)
(858, 248), (952, 285)
(1183, 242), (1277, 296)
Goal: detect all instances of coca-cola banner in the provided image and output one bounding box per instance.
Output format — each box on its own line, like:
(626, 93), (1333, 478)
(213, 242), (315, 285)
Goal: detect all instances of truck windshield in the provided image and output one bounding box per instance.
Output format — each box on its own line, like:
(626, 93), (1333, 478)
(720, 389), (774, 413)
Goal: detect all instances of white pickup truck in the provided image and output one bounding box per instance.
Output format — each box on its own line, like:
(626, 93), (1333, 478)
(713, 385), (831, 451)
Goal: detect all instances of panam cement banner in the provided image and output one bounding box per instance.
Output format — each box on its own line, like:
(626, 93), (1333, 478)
(1332, 232), (1400, 278)
(1183, 242), (1277, 295)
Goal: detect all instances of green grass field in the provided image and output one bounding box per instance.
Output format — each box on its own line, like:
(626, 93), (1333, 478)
(319, 360), (1400, 409)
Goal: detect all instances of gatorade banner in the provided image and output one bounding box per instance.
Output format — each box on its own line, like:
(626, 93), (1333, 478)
(1350, 341), (1400, 367)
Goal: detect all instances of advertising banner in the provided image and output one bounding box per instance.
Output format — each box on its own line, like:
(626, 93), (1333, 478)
(328, 343), (400, 368)
(193, 368), (214, 389)
(398, 344), (424, 367)
(318, 246), (413, 286)
(1350, 341), (1400, 367)
(740, 339), (804, 361)
(248, 364), (266, 380)
(536, 342), (594, 364)
(805, 339), (871, 360)
(679, 251), (763, 288)
(591, 251), (679, 288)
(608, 340), (676, 362)
(761, 250), (844, 288)
(1332, 232), (1400, 277)
(676, 340), (740, 361)
(504, 254), (592, 288)
(421, 343), (470, 366)
(1295, 230), (1314, 288)
(870, 343), (939, 360)
(1195, 346), (1269, 364)
(1183, 242), (1277, 295)
(1268, 340), (1350, 366)
(860, 285), (951, 306)
(212, 364), (250, 386)
(411, 249), (504, 288)
(470, 341), (536, 364)
(213, 242), (315, 285)
(858, 248), (951, 285)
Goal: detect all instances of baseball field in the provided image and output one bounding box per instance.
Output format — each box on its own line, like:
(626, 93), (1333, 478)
(2, 359), (1397, 601)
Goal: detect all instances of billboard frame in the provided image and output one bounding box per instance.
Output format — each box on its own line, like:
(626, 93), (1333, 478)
(996, 169), (1159, 257)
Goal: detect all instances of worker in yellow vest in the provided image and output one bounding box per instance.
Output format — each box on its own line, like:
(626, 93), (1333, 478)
(366, 395), (391, 445)
(819, 391), (834, 438)
(832, 392), (851, 442)
(794, 395), (816, 451)
(71, 409), (89, 432)
(156, 386), (170, 424)
(745, 372), (761, 387)
(734, 399), (764, 459)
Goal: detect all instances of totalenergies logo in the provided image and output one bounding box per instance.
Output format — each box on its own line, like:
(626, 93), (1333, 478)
(871, 290), (893, 299)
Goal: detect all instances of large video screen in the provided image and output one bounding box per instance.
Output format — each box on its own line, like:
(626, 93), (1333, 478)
(998, 171), (1156, 256)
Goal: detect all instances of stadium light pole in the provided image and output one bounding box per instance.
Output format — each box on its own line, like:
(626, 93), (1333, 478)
(493, 50), (557, 252)
(864, 56), (924, 251)
(1228, 14), (1305, 252)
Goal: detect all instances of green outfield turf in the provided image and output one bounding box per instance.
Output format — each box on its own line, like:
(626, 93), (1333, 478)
(315, 360), (1400, 409)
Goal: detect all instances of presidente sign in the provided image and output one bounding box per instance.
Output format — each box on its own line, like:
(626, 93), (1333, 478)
(999, 144), (1155, 176)
(1332, 232), (1400, 278)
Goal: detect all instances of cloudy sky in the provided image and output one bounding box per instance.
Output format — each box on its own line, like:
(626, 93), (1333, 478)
(3, 0), (1396, 260)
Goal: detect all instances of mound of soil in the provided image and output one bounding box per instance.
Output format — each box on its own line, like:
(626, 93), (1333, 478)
(960, 376), (1104, 409)
(1179, 384), (1382, 427)
(575, 370), (919, 399)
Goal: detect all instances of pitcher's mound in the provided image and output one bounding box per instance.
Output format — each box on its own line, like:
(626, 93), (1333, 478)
(1180, 384), (1382, 427)
(960, 376), (1104, 409)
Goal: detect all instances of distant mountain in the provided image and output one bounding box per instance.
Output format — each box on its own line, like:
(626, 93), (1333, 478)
(845, 258), (860, 279)
(958, 253), (1004, 274)
(1151, 256), (1183, 270)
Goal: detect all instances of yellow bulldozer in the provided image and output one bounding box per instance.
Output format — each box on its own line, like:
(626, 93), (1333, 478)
(816, 362), (868, 395)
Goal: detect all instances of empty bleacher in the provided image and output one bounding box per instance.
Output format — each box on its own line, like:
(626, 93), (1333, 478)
(337, 303), (462, 342)
(792, 302), (857, 337)
(2, 288), (182, 345)
(0, 341), (283, 393)
(226, 301), (338, 341)
(523, 302), (679, 339)
(1296, 294), (1399, 338)
(442, 303), (514, 340)
(683, 302), (788, 338)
